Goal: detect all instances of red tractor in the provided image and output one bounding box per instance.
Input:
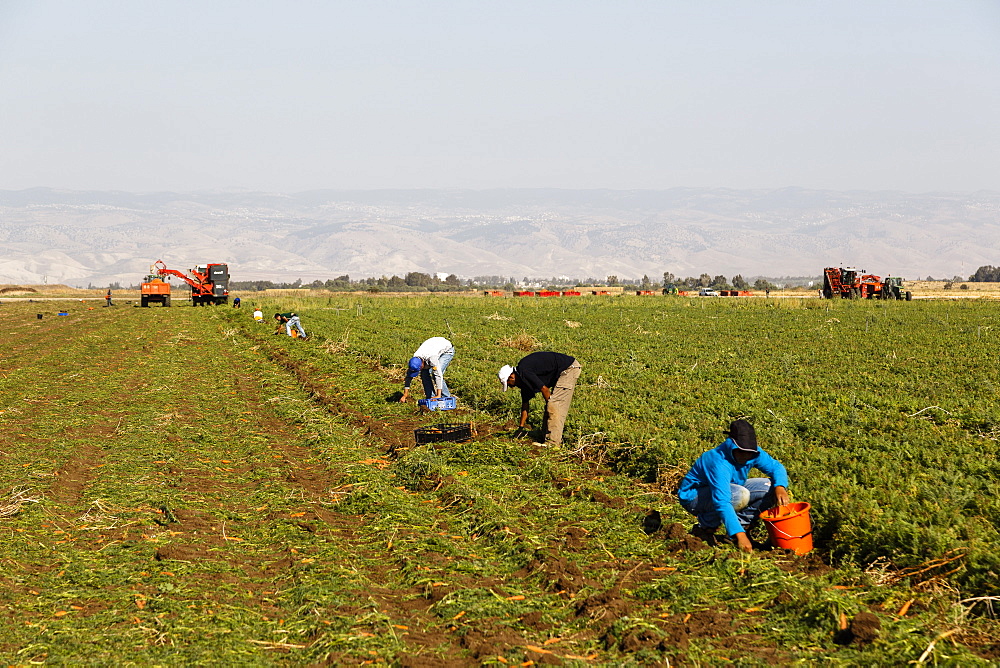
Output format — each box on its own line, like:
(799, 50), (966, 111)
(145, 260), (230, 306)
(823, 267), (863, 299)
(823, 267), (912, 300)
(859, 273), (884, 299)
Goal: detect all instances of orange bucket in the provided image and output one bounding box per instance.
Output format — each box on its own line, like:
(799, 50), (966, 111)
(760, 502), (813, 554)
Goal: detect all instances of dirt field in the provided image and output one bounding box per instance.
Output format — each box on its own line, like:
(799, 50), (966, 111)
(904, 280), (1000, 298)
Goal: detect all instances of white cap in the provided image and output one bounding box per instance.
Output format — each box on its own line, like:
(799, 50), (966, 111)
(498, 364), (514, 391)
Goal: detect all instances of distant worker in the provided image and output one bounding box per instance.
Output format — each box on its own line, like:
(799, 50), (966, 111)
(677, 419), (790, 553)
(274, 311), (307, 339)
(498, 351), (582, 446)
(232, 296), (241, 308)
(105, 289), (113, 307)
(400, 336), (455, 403)
(253, 307), (264, 322)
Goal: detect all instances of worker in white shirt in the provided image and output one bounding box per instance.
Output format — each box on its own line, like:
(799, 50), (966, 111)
(400, 336), (455, 402)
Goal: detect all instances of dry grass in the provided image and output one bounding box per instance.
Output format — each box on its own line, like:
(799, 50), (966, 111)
(906, 281), (1000, 298)
(0, 284), (98, 295)
(652, 464), (688, 493)
(498, 332), (540, 351)
(0, 286), (39, 295)
(0, 284), (141, 298)
(322, 329), (351, 354)
(0, 487), (40, 518)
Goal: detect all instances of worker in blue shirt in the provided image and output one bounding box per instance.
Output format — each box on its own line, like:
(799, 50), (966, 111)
(677, 419), (790, 552)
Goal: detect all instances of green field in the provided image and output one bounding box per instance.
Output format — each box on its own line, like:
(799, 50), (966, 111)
(1, 295), (999, 665)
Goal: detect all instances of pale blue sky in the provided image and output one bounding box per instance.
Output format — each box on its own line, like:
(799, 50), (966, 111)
(1, 0), (998, 192)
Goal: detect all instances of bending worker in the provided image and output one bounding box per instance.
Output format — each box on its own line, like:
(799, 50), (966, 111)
(498, 351), (582, 446)
(400, 336), (455, 402)
(677, 419), (790, 553)
(274, 311), (307, 339)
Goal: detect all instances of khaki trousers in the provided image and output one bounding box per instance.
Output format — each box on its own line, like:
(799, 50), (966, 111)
(542, 361), (582, 445)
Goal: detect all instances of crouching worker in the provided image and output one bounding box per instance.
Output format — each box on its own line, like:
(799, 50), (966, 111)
(677, 419), (790, 553)
(274, 311), (307, 339)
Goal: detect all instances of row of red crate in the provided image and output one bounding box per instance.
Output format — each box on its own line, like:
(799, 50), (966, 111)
(484, 290), (720, 297)
(484, 289), (755, 297)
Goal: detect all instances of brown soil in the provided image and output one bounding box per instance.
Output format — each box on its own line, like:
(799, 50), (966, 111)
(660, 522), (710, 553)
(835, 611), (881, 646)
(50, 443), (105, 507)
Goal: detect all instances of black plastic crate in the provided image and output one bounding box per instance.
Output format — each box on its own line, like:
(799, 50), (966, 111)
(414, 423), (474, 445)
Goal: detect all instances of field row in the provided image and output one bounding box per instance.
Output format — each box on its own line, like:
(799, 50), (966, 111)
(1, 297), (999, 663)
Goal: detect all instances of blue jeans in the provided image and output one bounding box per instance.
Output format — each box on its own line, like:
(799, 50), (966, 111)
(680, 479), (775, 531)
(420, 348), (454, 398)
(285, 316), (306, 338)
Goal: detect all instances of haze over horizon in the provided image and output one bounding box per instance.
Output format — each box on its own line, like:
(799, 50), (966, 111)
(2, 3), (998, 287)
(1, 1), (998, 194)
(2, 186), (997, 287)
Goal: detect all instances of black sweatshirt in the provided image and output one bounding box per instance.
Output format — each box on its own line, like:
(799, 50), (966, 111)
(514, 351), (576, 402)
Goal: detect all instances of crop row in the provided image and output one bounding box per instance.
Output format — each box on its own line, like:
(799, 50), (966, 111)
(233, 295), (1000, 595)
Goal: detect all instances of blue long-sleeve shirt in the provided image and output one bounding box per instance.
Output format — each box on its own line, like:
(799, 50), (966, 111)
(677, 437), (789, 536)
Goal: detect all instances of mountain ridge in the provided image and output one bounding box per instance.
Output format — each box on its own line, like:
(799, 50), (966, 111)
(1, 187), (997, 286)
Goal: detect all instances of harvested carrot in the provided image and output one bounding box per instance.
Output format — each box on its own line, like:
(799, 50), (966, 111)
(526, 645), (552, 654)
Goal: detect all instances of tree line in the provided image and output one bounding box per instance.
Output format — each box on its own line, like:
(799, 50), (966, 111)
(227, 271), (781, 293)
(229, 273), (465, 293)
(969, 265), (1000, 282)
(657, 272), (777, 292)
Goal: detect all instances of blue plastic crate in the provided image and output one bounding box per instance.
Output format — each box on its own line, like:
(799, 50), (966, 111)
(418, 396), (457, 411)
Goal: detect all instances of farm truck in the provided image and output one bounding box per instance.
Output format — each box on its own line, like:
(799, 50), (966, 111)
(139, 275), (172, 307)
(143, 259), (230, 306)
(822, 267), (912, 300)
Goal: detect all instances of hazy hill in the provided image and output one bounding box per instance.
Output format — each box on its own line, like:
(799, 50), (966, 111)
(1, 187), (997, 286)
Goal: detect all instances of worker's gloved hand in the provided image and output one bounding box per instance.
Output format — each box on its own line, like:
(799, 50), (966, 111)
(511, 427), (528, 438)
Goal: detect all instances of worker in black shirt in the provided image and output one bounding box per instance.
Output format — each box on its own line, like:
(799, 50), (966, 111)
(498, 351), (582, 446)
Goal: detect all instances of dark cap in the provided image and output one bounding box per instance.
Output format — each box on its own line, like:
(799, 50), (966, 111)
(728, 419), (758, 453)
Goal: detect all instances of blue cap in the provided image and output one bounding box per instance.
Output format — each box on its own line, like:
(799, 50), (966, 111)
(406, 357), (423, 378)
